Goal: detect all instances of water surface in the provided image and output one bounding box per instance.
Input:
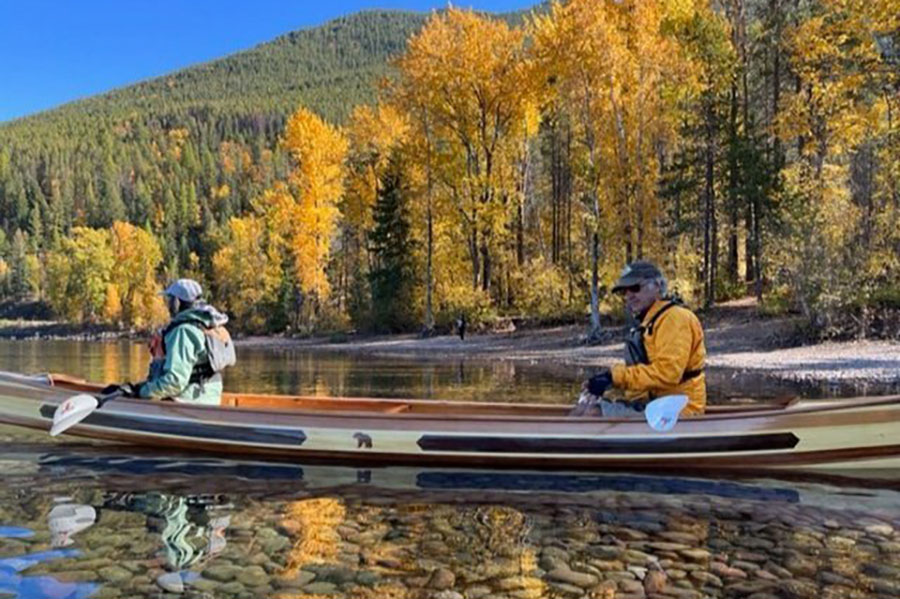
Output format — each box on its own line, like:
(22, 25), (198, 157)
(0, 443), (898, 599)
(0, 338), (885, 403)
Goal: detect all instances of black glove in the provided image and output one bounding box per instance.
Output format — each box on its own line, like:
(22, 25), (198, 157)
(100, 383), (140, 398)
(586, 368), (613, 397)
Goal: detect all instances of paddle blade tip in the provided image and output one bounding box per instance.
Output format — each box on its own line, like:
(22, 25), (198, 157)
(50, 394), (99, 437)
(645, 394), (688, 432)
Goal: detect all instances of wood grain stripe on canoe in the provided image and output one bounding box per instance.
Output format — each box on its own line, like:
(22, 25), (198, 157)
(39, 405), (307, 446)
(416, 433), (800, 454)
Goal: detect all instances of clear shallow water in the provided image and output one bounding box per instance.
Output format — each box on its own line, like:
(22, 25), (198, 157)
(0, 441), (899, 599)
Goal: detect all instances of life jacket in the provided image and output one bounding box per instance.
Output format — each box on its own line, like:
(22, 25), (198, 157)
(624, 299), (704, 382)
(157, 313), (236, 385)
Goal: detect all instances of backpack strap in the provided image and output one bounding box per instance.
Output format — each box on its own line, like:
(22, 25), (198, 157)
(643, 300), (679, 336)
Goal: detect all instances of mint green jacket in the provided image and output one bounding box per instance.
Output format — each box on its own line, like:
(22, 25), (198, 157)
(139, 306), (226, 405)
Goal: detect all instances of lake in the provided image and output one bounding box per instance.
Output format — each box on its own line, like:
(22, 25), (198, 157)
(0, 338), (881, 403)
(0, 339), (898, 598)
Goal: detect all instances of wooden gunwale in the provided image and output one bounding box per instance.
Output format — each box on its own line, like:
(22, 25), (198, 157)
(45, 373), (900, 423)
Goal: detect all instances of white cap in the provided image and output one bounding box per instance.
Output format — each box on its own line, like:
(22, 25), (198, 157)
(162, 279), (203, 303)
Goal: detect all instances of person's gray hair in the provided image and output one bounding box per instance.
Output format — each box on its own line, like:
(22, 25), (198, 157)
(649, 275), (668, 297)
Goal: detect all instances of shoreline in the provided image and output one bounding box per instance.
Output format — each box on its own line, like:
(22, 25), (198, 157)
(2, 304), (899, 389)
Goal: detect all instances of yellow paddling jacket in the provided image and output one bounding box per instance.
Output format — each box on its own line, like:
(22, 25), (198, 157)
(611, 299), (707, 415)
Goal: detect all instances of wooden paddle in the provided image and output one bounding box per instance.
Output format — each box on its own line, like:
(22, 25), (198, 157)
(50, 390), (123, 437)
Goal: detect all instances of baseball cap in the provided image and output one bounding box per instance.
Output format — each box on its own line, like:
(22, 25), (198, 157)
(611, 261), (663, 293)
(162, 279), (203, 302)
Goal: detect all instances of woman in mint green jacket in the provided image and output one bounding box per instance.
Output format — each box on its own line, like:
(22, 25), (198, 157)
(105, 279), (235, 405)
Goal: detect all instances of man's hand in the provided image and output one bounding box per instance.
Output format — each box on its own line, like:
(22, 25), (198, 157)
(584, 368), (613, 397)
(569, 390), (600, 417)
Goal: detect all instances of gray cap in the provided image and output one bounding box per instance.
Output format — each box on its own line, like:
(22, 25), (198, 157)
(162, 278), (203, 303)
(611, 261), (663, 293)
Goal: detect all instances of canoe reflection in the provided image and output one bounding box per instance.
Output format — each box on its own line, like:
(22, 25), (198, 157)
(37, 452), (800, 503)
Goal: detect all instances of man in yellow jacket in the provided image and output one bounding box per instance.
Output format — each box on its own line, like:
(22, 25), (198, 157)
(572, 260), (707, 417)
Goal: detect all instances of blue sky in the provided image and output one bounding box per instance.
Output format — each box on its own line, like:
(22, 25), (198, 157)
(0, 0), (537, 123)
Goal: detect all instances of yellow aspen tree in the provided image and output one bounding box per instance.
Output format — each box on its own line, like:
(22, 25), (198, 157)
(45, 227), (115, 323)
(777, 0), (899, 322)
(394, 8), (534, 296)
(212, 215), (283, 331)
(281, 107), (349, 310)
(532, 0), (699, 337)
(109, 221), (164, 328)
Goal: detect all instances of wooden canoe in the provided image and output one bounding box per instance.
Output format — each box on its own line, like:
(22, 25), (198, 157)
(1, 370), (899, 471)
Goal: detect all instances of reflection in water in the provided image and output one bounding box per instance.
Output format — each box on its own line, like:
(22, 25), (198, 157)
(100, 492), (231, 572)
(48, 502), (96, 547)
(0, 543), (98, 599)
(281, 498), (345, 574)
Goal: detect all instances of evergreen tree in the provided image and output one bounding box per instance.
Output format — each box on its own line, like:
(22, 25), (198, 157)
(368, 153), (417, 332)
(8, 229), (31, 300)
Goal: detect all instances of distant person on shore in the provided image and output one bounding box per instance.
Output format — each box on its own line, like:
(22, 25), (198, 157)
(570, 261), (706, 418)
(456, 314), (467, 341)
(102, 279), (235, 405)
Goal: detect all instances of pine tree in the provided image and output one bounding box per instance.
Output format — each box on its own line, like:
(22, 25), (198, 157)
(368, 153), (417, 332)
(8, 229), (31, 300)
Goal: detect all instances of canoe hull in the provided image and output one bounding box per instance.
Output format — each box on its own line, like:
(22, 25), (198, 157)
(2, 372), (900, 472)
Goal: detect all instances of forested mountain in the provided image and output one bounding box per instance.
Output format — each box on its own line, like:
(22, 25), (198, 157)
(0, 10), (441, 307)
(1, 1), (897, 340)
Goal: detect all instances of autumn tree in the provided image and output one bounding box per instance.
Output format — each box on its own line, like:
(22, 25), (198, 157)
(394, 8), (537, 299)
(45, 227), (115, 323)
(108, 221), (165, 328)
(776, 0), (900, 333)
(532, 0), (700, 337)
(240, 106), (349, 330)
(212, 215), (283, 331)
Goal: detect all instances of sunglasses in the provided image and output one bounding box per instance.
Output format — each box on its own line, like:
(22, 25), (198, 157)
(618, 283), (643, 294)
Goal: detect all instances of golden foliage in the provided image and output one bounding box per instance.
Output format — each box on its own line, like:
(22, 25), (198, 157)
(512, 257), (572, 319)
(109, 221), (165, 328)
(212, 215), (283, 331)
(281, 107), (349, 300)
(393, 7), (538, 290)
(45, 227), (115, 323)
(532, 0), (699, 254)
(344, 103), (409, 231)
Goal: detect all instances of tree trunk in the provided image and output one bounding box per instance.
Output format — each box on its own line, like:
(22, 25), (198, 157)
(704, 102), (718, 308)
(590, 229), (601, 335)
(480, 238), (491, 293)
(727, 82), (740, 285)
(517, 197), (525, 267)
(423, 111), (435, 332)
